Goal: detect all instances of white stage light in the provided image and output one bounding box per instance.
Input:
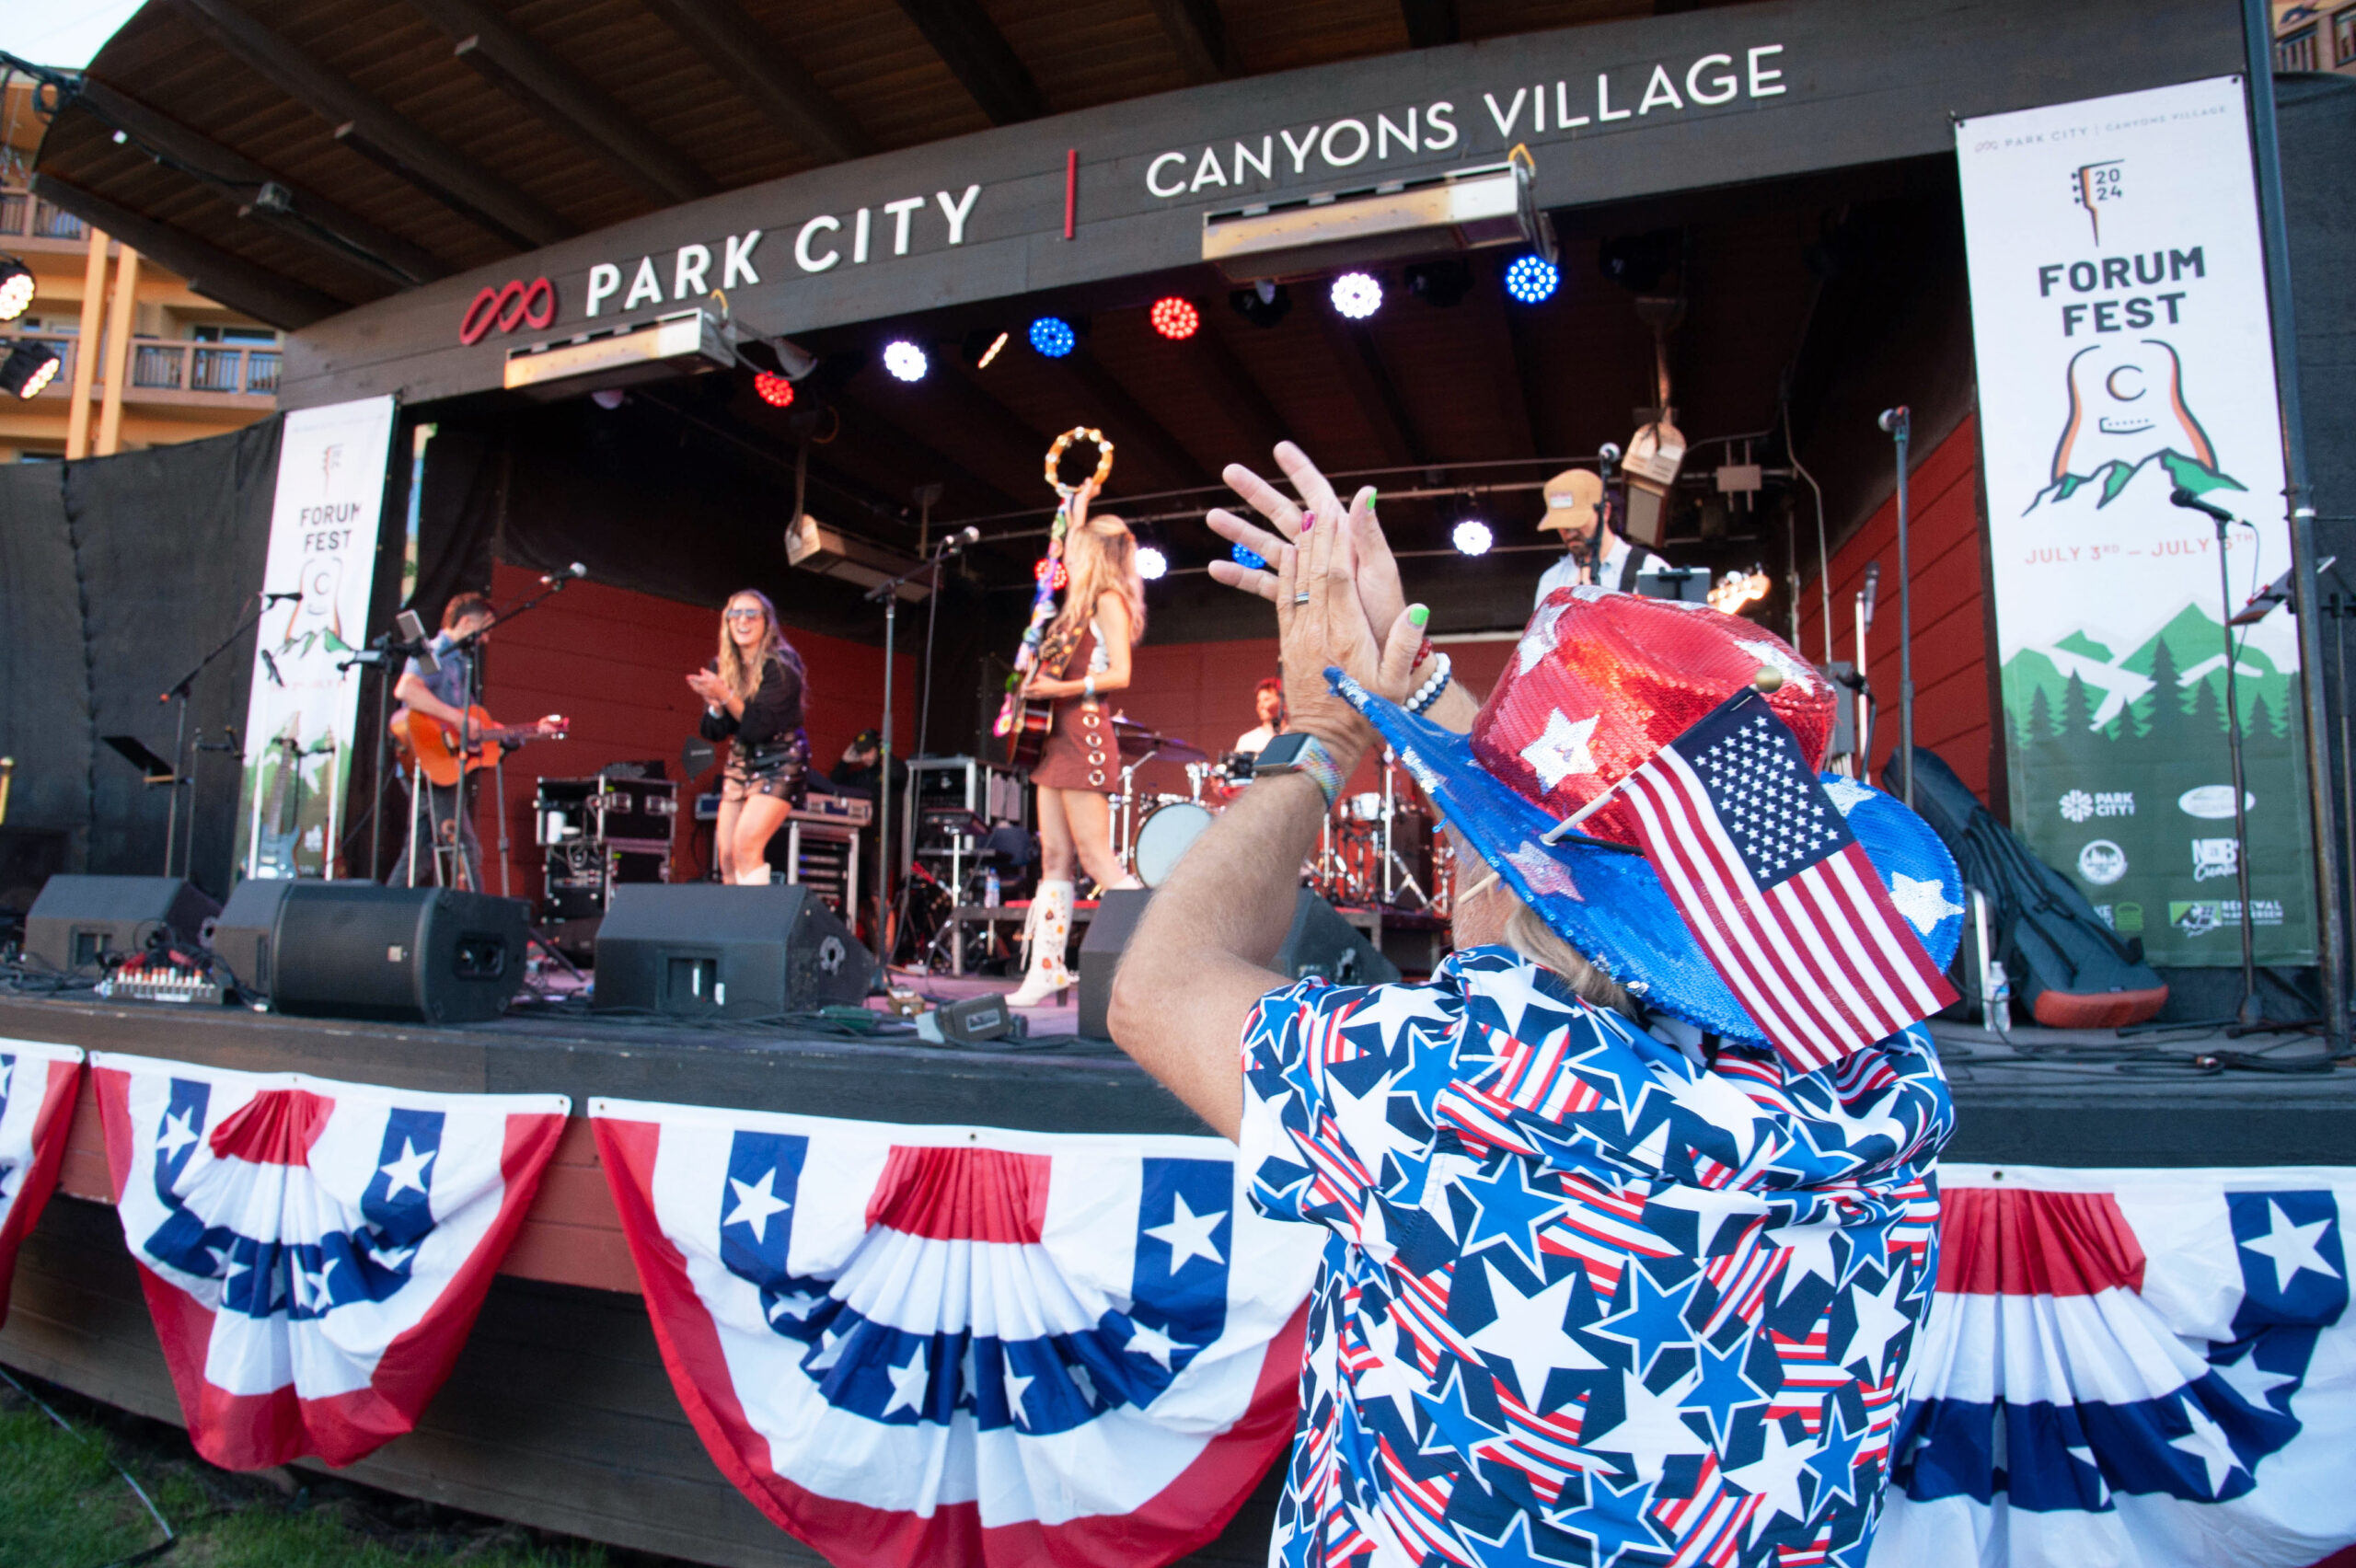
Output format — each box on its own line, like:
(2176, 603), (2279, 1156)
(1452, 518), (1493, 556)
(1330, 272), (1382, 320)
(1136, 545), (1169, 581)
(884, 340), (929, 382)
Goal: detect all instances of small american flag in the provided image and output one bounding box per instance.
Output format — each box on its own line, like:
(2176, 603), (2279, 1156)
(1614, 689), (1958, 1071)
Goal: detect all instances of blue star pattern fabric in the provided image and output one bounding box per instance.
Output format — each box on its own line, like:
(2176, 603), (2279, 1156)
(1239, 946), (1955, 1568)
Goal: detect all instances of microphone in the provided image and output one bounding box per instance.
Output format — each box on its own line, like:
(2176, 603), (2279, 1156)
(936, 525), (983, 558)
(2171, 488), (2235, 525)
(541, 561), (588, 587)
(1877, 407), (1910, 435)
(260, 648), (285, 687)
(1859, 560), (1880, 632)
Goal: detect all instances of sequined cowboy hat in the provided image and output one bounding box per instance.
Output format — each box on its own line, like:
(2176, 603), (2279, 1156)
(1332, 588), (1965, 1046)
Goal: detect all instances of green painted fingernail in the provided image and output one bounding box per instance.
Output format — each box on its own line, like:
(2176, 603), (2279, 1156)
(1408, 604), (1430, 627)
(1367, 488), (1380, 509)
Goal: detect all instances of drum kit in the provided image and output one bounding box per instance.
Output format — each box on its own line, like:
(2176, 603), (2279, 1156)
(1106, 721), (1449, 910)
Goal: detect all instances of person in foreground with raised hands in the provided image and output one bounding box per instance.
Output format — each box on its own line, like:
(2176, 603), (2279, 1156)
(1109, 442), (1963, 1568)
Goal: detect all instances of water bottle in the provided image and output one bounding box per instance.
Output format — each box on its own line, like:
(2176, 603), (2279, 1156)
(984, 867), (1001, 908)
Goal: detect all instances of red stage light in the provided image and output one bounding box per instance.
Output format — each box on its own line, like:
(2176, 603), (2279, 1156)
(1034, 558), (1068, 591)
(1149, 297), (1200, 340)
(754, 371), (795, 408)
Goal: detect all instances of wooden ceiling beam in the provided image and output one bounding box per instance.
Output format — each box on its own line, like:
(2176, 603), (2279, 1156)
(1467, 259), (1539, 460)
(837, 384), (1028, 515)
(70, 81), (451, 287)
(638, 0), (875, 163)
(1143, 0), (1230, 85)
(1058, 353), (1211, 490)
(891, 0), (1047, 125)
(171, 0), (573, 248)
(1399, 0), (1458, 48)
(30, 173), (350, 328)
(402, 0), (715, 205)
(1317, 311), (1426, 468)
(1185, 323), (1288, 467)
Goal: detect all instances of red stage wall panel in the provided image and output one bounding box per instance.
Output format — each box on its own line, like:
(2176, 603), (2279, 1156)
(473, 564), (911, 899)
(1795, 416), (1995, 804)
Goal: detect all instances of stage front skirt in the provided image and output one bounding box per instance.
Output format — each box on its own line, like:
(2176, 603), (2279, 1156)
(1875, 1164), (2356, 1568)
(91, 1052), (568, 1470)
(589, 1099), (1324, 1568)
(0, 1038), (84, 1325)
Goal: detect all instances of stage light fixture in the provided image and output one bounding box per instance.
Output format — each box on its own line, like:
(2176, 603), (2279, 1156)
(1029, 317), (1077, 359)
(0, 259), (32, 323)
(1034, 557), (1068, 591)
(1404, 258), (1472, 308)
(1230, 542), (1266, 571)
(1149, 297), (1200, 340)
(1504, 254), (1559, 305)
(753, 371), (795, 408)
(884, 340), (929, 383)
(959, 328), (1010, 368)
(1229, 281), (1292, 329)
(1137, 545), (1169, 581)
(1330, 272), (1383, 320)
(0, 339), (62, 399)
(977, 330), (1008, 367)
(1451, 518), (1494, 557)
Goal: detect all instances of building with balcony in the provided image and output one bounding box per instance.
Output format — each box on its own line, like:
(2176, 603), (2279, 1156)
(2278, 1), (2356, 74)
(0, 75), (276, 463)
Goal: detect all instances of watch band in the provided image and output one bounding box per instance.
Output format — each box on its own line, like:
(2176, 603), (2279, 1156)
(1257, 733), (1347, 810)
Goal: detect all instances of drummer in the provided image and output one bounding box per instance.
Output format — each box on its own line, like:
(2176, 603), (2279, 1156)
(1532, 467), (1669, 605)
(1233, 677), (1286, 756)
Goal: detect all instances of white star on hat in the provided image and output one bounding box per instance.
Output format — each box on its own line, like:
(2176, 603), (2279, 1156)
(1520, 711), (1600, 791)
(1888, 873), (1964, 934)
(1517, 601), (1569, 674)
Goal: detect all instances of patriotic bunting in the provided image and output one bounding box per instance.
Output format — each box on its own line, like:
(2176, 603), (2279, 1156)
(0, 1037), (85, 1324)
(1876, 1165), (2356, 1568)
(588, 1099), (1323, 1568)
(91, 1053), (567, 1470)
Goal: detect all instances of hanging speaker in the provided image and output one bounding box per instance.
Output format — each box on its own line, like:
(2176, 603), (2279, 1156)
(592, 883), (871, 1018)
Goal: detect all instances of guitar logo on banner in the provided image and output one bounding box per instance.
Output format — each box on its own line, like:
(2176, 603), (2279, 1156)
(457, 278), (558, 346)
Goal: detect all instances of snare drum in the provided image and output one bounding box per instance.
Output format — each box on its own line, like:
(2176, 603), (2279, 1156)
(1341, 791), (1387, 824)
(1133, 801), (1216, 887)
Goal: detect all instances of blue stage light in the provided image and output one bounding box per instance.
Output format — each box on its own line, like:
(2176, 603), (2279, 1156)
(1231, 542), (1266, 571)
(1504, 254), (1560, 305)
(1029, 317), (1077, 358)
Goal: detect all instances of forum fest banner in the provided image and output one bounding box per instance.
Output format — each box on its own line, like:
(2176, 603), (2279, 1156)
(231, 397), (397, 882)
(1957, 76), (2316, 966)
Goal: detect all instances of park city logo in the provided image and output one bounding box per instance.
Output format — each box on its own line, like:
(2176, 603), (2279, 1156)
(2060, 789), (2134, 823)
(457, 276), (558, 346)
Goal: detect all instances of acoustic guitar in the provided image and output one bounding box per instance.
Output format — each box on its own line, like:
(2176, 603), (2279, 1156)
(390, 706), (568, 789)
(1002, 693), (1055, 771)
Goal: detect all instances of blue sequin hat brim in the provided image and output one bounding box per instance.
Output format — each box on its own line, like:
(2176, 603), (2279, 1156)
(1331, 669), (1966, 1045)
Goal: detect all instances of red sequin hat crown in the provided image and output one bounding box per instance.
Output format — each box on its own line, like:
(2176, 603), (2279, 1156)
(1472, 588), (1835, 840)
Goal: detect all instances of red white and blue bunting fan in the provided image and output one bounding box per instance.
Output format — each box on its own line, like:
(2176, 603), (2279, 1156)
(91, 1053), (567, 1470)
(590, 1100), (1321, 1568)
(1874, 1164), (2356, 1567)
(0, 1037), (85, 1324)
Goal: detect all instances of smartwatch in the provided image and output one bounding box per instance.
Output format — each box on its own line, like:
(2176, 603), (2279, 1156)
(1252, 732), (1346, 809)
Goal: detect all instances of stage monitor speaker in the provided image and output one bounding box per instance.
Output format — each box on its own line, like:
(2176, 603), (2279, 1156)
(1077, 888), (1400, 1040)
(23, 875), (220, 974)
(264, 884), (530, 1023)
(592, 884), (871, 1019)
(210, 878), (294, 997)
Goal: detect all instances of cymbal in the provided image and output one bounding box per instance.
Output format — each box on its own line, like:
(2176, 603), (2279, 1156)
(1112, 718), (1207, 763)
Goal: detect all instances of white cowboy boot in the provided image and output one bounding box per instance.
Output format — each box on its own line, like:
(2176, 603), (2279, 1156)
(1008, 879), (1075, 1006)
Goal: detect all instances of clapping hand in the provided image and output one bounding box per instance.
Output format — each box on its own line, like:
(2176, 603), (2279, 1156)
(686, 669), (728, 706)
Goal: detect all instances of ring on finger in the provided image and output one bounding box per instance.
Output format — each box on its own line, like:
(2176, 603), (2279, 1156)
(1292, 591), (1311, 605)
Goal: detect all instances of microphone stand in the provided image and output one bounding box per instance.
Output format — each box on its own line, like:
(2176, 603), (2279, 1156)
(156, 594), (277, 882)
(862, 533), (971, 982)
(447, 571), (582, 897)
(1878, 408), (1915, 806)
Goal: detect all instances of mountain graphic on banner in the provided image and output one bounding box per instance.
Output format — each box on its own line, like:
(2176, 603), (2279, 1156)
(2003, 602), (2295, 739)
(2027, 447), (2246, 514)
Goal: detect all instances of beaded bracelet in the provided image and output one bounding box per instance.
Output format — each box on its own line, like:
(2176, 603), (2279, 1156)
(1406, 651), (1452, 716)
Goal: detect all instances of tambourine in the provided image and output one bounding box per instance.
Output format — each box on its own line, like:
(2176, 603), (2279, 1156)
(1045, 426), (1114, 499)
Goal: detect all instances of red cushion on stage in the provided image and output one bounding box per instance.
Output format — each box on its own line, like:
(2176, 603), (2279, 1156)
(2027, 985), (2169, 1030)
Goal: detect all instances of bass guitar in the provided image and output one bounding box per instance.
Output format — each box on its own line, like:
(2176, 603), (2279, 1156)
(390, 706), (568, 789)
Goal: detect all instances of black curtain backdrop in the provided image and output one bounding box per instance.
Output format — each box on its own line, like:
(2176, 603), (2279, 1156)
(0, 421), (281, 904)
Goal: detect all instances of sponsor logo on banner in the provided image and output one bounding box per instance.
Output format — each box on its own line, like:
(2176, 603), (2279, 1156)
(2170, 898), (2285, 935)
(2192, 837), (2239, 882)
(2180, 784), (2256, 819)
(2078, 840), (2128, 885)
(1958, 78), (2316, 968)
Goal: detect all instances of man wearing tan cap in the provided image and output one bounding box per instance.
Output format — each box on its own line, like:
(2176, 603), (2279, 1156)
(1531, 467), (1668, 605)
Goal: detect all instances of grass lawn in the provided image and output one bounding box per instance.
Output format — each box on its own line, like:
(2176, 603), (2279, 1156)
(0, 1373), (664, 1568)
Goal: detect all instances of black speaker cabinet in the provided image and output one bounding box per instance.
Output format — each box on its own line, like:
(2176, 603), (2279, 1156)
(23, 875), (221, 974)
(210, 878), (294, 997)
(259, 883), (530, 1023)
(1077, 887), (1402, 1041)
(592, 884), (872, 1019)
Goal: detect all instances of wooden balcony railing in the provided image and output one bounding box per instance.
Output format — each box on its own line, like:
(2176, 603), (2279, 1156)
(129, 340), (281, 397)
(0, 187), (89, 243)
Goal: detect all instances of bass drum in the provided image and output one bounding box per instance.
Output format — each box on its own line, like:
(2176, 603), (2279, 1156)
(1132, 801), (1216, 887)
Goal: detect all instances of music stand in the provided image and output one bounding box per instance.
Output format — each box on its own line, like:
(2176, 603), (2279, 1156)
(103, 734), (178, 785)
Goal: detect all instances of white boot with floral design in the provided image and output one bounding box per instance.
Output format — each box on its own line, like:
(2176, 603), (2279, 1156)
(1008, 879), (1075, 1006)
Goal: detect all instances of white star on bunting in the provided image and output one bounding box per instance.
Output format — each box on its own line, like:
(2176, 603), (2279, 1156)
(156, 1109), (199, 1160)
(378, 1137), (436, 1199)
(1143, 1193), (1228, 1272)
(723, 1168), (794, 1244)
(1520, 711), (1600, 791)
(2239, 1200), (2340, 1296)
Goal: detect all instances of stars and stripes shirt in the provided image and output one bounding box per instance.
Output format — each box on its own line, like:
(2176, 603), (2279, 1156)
(1238, 947), (1954, 1568)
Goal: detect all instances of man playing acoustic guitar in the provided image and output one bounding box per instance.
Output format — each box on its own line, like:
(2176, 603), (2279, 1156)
(391, 593), (559, 889)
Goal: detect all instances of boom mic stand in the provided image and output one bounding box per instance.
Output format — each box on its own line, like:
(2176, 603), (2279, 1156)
(441, 564), (584, 895)
(156, 590), (292, 882)
(1877, 409), (1915, 806)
